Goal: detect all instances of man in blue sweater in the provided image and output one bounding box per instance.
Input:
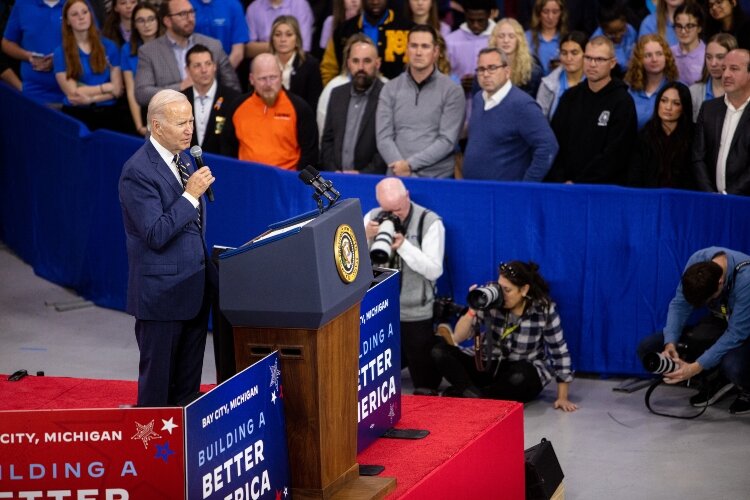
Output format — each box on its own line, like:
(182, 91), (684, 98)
(637, 247), (750, 415)
(462, 48), (558, 181)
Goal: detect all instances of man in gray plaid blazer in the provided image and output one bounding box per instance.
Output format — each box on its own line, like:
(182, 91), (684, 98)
(135, 0), (240, 106)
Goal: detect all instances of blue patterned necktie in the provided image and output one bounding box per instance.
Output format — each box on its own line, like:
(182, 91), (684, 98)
(173, 154), (201, 229)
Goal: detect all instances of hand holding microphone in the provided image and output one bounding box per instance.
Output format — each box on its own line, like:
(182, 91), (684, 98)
(190, 145), (215, 202)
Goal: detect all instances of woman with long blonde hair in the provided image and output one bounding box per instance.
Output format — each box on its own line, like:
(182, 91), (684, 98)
(625, 34), (679, 128)
(53, 0), (126, 131)
(490, 18), (542, 97)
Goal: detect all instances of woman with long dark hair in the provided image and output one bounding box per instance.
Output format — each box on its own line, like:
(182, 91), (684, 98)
(102, 0), (137, 47)
(704, 0), (750, 47)
(121, 2), (160, 136)
(53, 0), (125, 131)
(432, 261), (577, 411)
(629, 81), (695, 188)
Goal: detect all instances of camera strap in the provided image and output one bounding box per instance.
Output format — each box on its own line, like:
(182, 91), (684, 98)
(644, 379), (711, 419)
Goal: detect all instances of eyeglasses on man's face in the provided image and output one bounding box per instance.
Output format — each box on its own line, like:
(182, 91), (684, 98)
(168, 8), (195, 19)
(583, 55), (613, 65)
(475, 64), (507, 75)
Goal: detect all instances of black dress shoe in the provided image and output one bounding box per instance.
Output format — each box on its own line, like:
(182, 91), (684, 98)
(413, 387), (440, 396)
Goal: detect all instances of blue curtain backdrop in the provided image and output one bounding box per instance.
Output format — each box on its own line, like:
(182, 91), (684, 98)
(2, 84), (750, 376)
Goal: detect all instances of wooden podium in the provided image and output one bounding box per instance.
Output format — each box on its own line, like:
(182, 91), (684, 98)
(219, 199), (395, 499)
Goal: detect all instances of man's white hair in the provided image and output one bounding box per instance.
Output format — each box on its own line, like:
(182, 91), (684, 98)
(147, 89), (189, 131)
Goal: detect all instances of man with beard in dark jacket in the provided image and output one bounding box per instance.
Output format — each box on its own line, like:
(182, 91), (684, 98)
(546, 35), (637, 185)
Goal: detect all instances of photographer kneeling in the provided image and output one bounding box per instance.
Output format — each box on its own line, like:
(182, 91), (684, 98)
(432, 261), (577, 411)
(636, 247), (750, 414)
(364, 178), (445, 395)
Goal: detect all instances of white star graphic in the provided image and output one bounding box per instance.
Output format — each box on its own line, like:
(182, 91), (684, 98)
(131, 420), (161, 449)
(161, 417), (178, 434)
(270, 361), (281, 390)
(271, 390), (277, 404)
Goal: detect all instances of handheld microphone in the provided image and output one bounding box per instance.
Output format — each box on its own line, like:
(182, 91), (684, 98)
(189, 145), (215, 202)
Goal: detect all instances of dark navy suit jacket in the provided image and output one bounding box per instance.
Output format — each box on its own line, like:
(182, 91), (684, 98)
(119, 139), (214, 321)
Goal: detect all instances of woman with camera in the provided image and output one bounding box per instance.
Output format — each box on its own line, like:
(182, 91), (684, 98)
(432, 261), (578, 411)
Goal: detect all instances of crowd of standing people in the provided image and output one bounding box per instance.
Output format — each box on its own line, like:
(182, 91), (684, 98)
(2, 0), (750, 194)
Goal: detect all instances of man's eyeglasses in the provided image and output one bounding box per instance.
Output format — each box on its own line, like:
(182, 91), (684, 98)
(168, 8), (195, 19)
(475, 64), (507, 75)
(134, 15), (157, 25)
(583, 55), (613, 65)
(674, 23), (698, 32)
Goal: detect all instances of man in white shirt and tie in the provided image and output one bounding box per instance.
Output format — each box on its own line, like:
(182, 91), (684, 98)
(181, 44), (239, 155)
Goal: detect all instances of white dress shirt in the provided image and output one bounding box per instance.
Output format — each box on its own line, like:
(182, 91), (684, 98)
(149, 136), (199, 208)
(482, 79), (512, 111)
(193, 80), (217, 147)
(716, 94), (750, 193)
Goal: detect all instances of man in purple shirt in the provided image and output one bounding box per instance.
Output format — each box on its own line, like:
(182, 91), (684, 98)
(245, 0), (314, 57)
(444, 0), (495, 94)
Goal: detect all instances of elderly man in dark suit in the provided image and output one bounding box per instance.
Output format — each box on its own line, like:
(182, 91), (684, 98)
(320, 35), (386, 174)
(181, 44), (239, 155)
(119, 89), (216, 407)
(134, 0), (240, 106)
(693, 49), (750, 196)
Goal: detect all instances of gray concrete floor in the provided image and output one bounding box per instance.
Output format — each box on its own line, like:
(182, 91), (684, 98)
(1, 244), (749, 499)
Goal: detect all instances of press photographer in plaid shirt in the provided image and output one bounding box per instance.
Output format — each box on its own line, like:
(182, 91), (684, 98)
(432, 261), (578, 411)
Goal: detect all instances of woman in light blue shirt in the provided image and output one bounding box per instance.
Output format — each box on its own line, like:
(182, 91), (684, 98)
(525, 0), (568, 76)
(638, 0), (684, 46)
(536, 31), (586, 119)
(625, 34), (679, 129)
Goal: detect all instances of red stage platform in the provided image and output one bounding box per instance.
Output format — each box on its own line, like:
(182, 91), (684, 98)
(0, 376), (525, 499)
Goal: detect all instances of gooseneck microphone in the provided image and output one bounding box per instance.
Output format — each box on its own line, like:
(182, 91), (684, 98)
(189, 145), (215, 202)
(298, 166), (340, 212)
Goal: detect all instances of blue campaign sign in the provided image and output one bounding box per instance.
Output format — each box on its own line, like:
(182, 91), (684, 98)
(184, 352), (291, 500)
(357, 268), (402, 452)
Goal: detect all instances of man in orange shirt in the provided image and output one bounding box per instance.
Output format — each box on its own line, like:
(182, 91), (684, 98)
(222, 53), (317, 170)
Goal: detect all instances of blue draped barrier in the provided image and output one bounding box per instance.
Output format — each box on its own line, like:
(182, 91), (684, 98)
(2, 84), (750, 376)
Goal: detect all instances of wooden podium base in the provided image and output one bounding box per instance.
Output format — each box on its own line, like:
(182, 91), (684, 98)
(234, 303), (396, 499)
(292, 464), (396, 500)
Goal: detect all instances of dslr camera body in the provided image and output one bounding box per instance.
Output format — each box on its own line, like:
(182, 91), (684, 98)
(370, 211), (405, 265)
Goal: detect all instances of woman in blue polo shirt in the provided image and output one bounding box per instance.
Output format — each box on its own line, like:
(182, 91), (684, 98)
(54, 0), (125, 131)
